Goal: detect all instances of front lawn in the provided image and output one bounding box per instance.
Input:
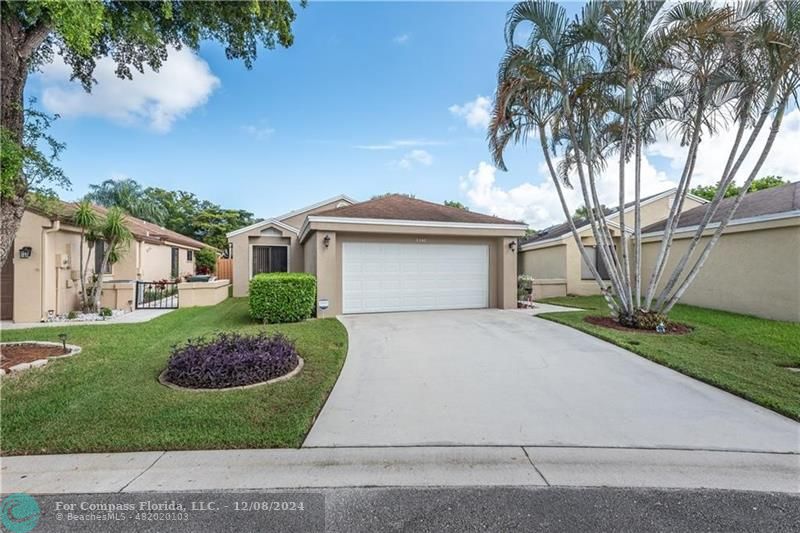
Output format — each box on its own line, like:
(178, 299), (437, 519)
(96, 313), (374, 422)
(0, 298), (348, 455)
(539, 295), (800, 421)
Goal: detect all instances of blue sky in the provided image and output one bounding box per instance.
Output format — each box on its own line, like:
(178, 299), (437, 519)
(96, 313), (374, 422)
(28, 1), (799, 229)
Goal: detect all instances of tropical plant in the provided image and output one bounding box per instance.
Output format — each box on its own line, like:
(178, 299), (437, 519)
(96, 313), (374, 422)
(89, 207), (132, 312)
(163, 332), (300, 389)
(0, 0), (303, 267)
(85, 179), (167, 224)
(72, 199), (98, 311)
(489, 0), (799, 326)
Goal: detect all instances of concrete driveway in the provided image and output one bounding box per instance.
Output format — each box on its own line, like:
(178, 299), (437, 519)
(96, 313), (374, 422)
(304, 310), (799, 452)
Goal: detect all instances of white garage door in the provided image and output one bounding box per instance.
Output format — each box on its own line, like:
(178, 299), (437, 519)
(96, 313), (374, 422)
(342, 242), (489, 314)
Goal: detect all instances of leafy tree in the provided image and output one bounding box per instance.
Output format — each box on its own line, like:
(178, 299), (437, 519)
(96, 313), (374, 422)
(573, 204), (607, 221)
(444, 200), (469, 210)
(371, 193), (416, 199)
(195, 247), (218, 275)
(690, 176), (785, 201)
(85, 178), (167, 223)
(0, 0), (303, 266)
(747, 175), (785, 193)
(489, 1), (799, 325)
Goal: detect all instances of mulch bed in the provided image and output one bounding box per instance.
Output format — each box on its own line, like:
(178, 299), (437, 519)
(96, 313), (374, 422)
(0, 344), (69, 371)
(584, 315), (693, 335)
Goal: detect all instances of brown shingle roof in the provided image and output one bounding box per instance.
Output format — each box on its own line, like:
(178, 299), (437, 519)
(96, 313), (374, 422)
(31, 200), (208, 250)
(643, 182), (800, 233)
(312, 194), (523, 225)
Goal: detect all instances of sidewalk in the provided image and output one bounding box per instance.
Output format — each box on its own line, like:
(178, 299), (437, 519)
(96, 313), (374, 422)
(2, 446), (797, 494)
(0, 309), (174, 330)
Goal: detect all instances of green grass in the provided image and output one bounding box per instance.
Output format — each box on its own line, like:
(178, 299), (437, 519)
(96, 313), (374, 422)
(540, 295), (800, 421)
(0, 298), (348, 455)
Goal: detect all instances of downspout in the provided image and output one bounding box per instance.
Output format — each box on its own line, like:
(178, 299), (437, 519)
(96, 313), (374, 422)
(41, 219), (61, 321)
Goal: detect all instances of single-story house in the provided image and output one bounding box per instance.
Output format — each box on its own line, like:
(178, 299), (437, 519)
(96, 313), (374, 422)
(518, 188), (707, 298)
(641, 181), (800, 322)
(1, 200), (206, 323)
(227, 194), (527, 317)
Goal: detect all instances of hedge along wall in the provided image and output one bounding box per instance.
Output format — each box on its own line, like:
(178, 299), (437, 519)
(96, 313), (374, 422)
(249, 273), (317, 323)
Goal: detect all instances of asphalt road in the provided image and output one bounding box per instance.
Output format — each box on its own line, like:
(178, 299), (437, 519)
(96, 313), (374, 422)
(22, 486), (799, 532)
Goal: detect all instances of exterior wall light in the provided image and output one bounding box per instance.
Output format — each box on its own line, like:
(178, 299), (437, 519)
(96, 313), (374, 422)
(19, 246), (32, 258)
(508, 241), (517, 252)
(323, 235), (331, 248)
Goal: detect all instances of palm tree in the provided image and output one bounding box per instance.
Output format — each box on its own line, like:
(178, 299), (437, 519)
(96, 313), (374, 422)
(91, 207), (132, 312)
(85, 178), (166, 224)
(72, 200), (98, 311)
(490, 0), (799, 326)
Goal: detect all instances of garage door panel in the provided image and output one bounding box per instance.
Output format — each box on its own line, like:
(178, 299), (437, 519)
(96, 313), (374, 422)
(342, 242), (489, 314)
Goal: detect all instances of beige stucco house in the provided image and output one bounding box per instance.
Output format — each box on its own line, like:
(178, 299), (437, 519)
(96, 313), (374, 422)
(640, 182), (800, 322)
(517, 188), (707, 298)
(227, 194), (527, 317)
(1, 201), (205, 323)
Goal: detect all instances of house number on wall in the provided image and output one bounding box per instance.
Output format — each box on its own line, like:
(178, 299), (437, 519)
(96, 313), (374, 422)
(415, 238), (427, 243)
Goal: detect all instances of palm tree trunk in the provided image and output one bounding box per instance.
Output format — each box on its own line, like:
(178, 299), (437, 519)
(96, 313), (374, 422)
(660, 98), (788, 314)
(538, 125), (619, 315)
(633, 108), (643, 308)
(644, 101), (704, 309)
(654, 85), (778, 308)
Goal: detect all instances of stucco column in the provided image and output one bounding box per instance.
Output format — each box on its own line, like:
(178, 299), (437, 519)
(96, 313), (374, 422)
(498, 237), (518, 309)
(315, 231), (338, 317)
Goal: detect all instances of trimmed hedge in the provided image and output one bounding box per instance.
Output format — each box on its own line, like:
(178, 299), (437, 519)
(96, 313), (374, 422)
(249, 272), (316, 323)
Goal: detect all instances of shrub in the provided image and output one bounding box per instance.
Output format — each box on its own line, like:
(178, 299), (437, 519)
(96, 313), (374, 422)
(99, 307), (113, 317)
(249, 273), (316, 323)
(195, 246), (217, 274)
(67, 311), (77, 320)
(163, 332), (300, 389)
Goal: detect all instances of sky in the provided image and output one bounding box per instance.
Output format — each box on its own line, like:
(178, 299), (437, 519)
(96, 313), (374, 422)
(26, 1), (800, 230)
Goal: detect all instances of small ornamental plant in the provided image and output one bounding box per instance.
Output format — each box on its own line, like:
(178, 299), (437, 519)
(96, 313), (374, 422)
(163, 332), (300, 389)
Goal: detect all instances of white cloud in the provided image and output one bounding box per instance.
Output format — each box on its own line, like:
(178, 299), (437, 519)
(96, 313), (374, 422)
(458, 109), (800, 229)
(39, 47), (220, 133)
(459, 157), (673, 229)
(242, 123), (276, 141)
(354, 139), (445, 150)
(393, 34), (410, 45)
(648, 109), (800, 186)
(449, 95), (491, 130)
(395, 149), (433, 169)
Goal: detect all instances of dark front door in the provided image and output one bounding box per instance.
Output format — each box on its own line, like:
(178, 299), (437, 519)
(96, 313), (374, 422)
(171, 247), (179, 278)
(1, 255), (13, 320)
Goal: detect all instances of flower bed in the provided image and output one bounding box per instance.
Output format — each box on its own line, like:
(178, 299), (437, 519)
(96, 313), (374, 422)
(1, 341), (82, 375)
(47, 309), (126, 323)
(160, 332), (302, 390)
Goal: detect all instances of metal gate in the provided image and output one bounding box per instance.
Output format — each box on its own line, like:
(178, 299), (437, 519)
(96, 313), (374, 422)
(135, 281), (179, 309)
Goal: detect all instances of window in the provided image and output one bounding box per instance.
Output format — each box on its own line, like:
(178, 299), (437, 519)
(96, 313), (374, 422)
(94, 241), (112, 274)
(252, 246), (288, 277)
(171, 247), (179, 278)
(187, 249), (193, 261)
(580, 246), (611, 280)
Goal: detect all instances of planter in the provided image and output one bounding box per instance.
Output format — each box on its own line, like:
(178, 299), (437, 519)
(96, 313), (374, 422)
(158, 356), (303, 392)
(1, 341), (82, 376)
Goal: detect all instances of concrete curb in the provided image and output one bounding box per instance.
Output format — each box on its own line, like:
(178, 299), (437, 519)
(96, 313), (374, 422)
(2, 446), (797, 495)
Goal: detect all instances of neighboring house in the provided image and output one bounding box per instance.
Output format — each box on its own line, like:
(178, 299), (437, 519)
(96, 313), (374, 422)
(1, 201), (205, 323)
(641, 182), (800, 322)
(227, 194), (527, 317)
(518, 188), (707, 298)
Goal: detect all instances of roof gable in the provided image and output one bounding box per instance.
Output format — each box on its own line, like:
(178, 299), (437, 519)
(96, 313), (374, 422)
(312, 194), (523, 225)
